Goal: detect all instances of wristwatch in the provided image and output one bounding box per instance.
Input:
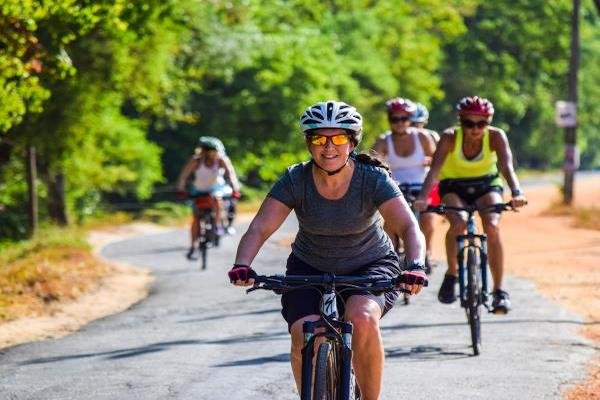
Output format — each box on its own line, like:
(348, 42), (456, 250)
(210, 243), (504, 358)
(511, 188), (523, 197)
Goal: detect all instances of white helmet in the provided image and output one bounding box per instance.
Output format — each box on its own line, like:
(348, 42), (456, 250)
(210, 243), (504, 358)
(300, 101), (363, 144)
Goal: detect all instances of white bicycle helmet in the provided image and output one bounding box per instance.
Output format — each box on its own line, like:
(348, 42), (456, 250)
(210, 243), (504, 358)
(300, 100), (363, 145)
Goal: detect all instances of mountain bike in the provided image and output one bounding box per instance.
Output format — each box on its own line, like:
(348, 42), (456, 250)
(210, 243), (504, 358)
(247, 272), (427, 399)
(189, 192), (221, 270)
(425, 202), (514, 355)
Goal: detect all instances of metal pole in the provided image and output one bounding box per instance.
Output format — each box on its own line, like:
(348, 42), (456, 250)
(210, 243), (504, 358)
(563, 0), (580, 204)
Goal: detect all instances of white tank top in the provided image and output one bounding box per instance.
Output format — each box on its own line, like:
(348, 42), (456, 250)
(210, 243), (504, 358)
(192, 158), (224, 191)
(385, 131), (428, 183)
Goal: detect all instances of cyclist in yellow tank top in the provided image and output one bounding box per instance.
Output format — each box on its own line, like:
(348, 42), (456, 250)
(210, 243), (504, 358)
(415, 96), (527, 314)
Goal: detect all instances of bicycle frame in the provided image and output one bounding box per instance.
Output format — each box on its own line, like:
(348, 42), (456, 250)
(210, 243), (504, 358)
(456, 210), (489, 309)
(190, 193), (220, 270)
(300, 284), (354, 400)
(248, 273), (412, 400)
(426, 202), (513, 355)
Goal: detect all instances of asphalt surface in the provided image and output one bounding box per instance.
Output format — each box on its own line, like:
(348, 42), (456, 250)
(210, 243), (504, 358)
(0, 212), (596, 400)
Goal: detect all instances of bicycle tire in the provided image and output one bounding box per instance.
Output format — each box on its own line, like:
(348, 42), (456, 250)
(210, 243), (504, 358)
(198, 214), (210, 270)
(199, 240), (208, 270)
(313, 342), (339, 400)
(466, 247), (482, 355)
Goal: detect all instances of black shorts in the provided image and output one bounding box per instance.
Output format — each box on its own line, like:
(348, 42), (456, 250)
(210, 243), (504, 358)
(281, 252), (402, 331)
(439, 174), (503, 205)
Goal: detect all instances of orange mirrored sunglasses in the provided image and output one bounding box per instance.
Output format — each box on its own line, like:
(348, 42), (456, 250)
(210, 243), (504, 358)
(308, 134), (351, 146)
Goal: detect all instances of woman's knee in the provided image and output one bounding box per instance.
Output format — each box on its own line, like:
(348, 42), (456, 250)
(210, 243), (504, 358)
(447, 218), (467, 234)
(346, 309), (379, 339)
(482, 218), (501, 239)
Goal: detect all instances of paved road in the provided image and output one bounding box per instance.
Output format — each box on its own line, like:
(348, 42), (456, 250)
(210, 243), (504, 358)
(0, 213), (596, 399)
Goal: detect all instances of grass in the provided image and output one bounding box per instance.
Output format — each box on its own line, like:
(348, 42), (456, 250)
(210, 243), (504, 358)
(544, 202), (600, 231)
(0, 197), (262, 323)
(0, 226), (110, 322)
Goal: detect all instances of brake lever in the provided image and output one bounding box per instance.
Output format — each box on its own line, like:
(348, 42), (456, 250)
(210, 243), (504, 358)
(246, 285), (262, 294)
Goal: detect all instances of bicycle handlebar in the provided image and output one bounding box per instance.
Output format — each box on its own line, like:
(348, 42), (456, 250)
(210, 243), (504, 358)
(424, 202), (516, 215)
(247, 272), (428, 294)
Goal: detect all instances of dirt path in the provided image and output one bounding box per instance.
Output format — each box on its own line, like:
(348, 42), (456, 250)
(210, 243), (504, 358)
(0, 179), (597, 398)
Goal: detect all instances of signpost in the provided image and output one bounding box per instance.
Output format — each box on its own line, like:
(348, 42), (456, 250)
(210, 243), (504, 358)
(562, 0), (580, 205)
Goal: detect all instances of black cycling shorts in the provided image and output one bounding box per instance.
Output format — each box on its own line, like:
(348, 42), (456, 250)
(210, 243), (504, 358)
(439, 174), (503, 205)
(280, 251), (401, 332)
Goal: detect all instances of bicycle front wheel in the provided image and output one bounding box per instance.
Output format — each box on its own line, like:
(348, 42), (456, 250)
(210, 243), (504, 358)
(198, 217), (209, 270)
(466, 247), (482, 355)
(313, 342), (339, 400)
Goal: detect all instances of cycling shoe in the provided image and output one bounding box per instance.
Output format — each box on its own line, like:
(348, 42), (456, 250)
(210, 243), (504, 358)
(491, 289), (511, 314)
(438, 274), (457, 304)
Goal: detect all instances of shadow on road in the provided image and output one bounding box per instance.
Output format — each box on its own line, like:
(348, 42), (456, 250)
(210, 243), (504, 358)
(19, 331), (289, 366)
(213, 353), (289, 367)
(382, 318), (599, 332)
(178, 307), (280, 324)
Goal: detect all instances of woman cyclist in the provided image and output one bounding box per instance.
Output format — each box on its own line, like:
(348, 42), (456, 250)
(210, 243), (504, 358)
(414, 96), (527, 313)
(228, 100), (428, 400)
(177, 136), (240, 260)
(411, 102), (441, 143)
(373, 97), (437, 274)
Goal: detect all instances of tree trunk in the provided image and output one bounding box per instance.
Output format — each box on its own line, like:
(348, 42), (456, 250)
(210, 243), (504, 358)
(47, 171), (69, 225)
(26, 145), (39, 235)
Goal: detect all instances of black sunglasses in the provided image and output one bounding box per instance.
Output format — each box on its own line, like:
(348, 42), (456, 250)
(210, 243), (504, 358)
(389, 115), (411, 123)
(461, 119), (489, 129)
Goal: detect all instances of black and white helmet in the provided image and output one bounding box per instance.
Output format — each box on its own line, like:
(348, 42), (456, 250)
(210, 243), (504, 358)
(300, 100), (363, 144)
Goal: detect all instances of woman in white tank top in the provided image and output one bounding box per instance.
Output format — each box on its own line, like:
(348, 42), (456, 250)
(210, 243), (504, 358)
(177, 139), (241, 259)
(373, 98), (437, 275)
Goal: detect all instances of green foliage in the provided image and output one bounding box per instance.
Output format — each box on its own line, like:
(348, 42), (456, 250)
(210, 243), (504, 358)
(157, 0), (467, 188)
(1, 0), (599, 241)
(433, 0), (597, 169)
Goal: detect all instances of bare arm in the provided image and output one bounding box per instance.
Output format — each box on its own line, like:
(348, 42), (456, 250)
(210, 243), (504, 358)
(234, 197), (292, 267)
(372, 134), (388, 157)
(176, 157), (198, 191)
(490, 128), (527, 206)
(418, 130), (436, 165)
(378, 196), (425, 264)
(220, 156), (241, 192)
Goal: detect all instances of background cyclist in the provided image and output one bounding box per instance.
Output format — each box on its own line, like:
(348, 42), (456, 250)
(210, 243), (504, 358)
(373, 97), (437, 274)
(410, 102), (442, 269)
(228, 100), (427, 400)
(177, 136), (241, 260)
(411, 102), (441, 142)
(414, 96), (527, 313)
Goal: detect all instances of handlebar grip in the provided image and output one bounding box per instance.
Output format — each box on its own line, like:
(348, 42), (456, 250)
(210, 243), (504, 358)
(394, 273), (429, 287)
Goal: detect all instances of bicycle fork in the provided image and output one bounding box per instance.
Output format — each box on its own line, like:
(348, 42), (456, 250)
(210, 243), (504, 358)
(300, 290), (354, 400)
(456, 234), (489, 309)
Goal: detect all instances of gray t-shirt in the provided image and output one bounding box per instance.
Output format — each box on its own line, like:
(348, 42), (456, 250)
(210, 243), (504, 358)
(268, 160), (401, 273)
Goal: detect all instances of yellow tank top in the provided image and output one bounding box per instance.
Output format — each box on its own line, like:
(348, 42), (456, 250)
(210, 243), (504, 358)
(439, 128), (500, 184)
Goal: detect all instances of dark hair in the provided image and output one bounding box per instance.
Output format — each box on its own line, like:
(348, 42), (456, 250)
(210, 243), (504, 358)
(354, 150), (391, 174)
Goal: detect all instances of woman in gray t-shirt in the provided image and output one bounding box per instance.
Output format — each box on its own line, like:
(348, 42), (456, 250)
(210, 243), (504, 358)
(228, 100), (427, 399)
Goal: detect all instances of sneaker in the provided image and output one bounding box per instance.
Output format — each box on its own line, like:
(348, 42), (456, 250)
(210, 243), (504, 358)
(216, 226), (226, 236)
(226, 226), (236, 235)
(438, 274), (457, 304)
(491, 289), (511, 314)
(186, 247), (196, 260)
